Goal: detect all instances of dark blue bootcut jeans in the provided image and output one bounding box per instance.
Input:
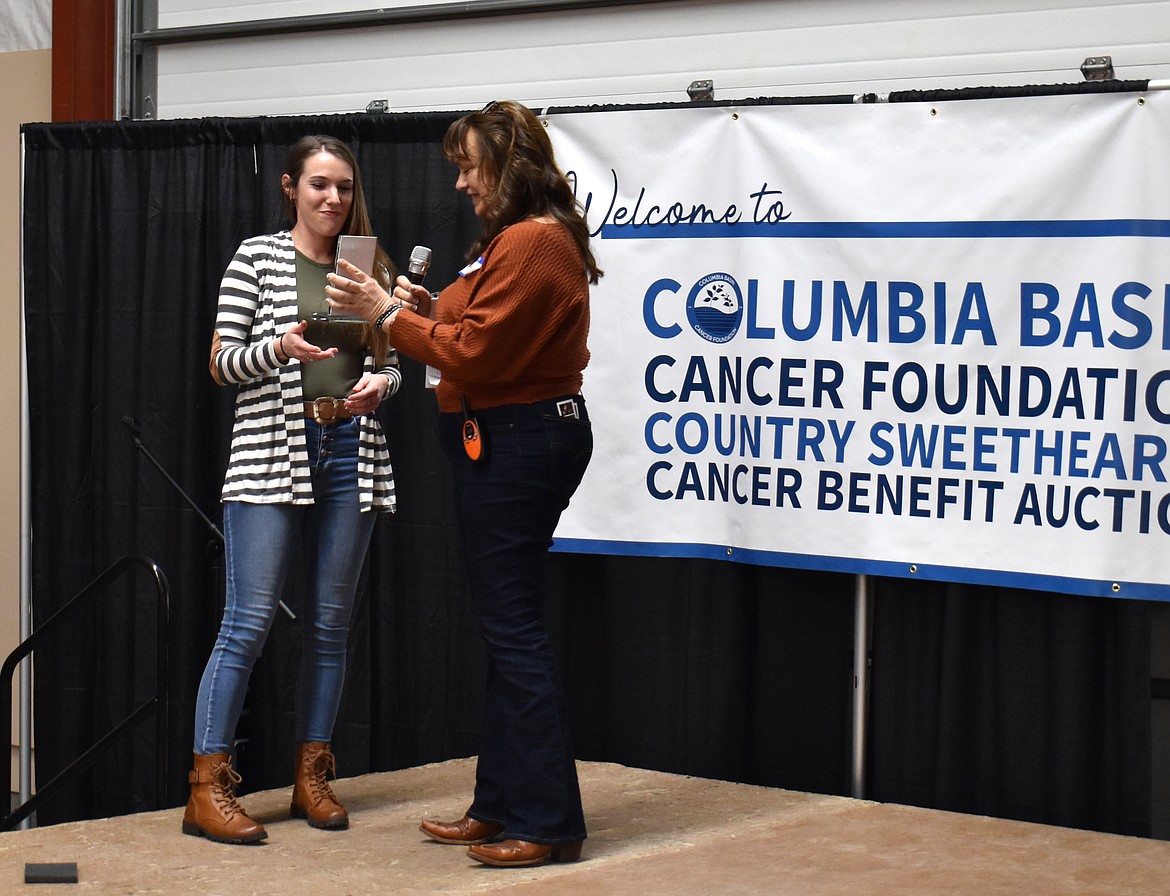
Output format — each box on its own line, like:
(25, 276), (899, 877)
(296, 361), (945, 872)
(439, 395), (593, 845)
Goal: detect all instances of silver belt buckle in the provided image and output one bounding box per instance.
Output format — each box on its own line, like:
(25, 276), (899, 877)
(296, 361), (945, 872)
(556, 398), (579, 419)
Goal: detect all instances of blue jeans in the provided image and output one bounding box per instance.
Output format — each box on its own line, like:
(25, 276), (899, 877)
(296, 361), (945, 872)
(439, 395), (593, 845)
(194, 418), (376, 754)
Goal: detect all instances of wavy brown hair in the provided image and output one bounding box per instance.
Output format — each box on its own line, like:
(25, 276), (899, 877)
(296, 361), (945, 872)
(443, 101), (602, 284)
(282, 135), (397, 363)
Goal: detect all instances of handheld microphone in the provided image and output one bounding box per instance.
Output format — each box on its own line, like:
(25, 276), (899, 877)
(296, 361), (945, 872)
(405, 245), (432, 285)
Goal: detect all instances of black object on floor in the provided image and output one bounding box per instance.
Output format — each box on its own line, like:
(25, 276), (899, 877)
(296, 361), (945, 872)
(24, 862), (78, 884)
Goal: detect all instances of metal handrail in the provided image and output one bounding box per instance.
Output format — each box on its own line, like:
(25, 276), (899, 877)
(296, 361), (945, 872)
(1, 554), (170, 830)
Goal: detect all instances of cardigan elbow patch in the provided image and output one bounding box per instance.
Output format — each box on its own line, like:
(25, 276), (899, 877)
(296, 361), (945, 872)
(209, 330), (228, 386)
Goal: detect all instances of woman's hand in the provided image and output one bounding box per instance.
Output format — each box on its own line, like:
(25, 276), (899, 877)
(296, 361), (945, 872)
(392, 275), (433, 317)
(280, 319), (337, 362)
(326, 259), (393, 322)
(346, 373), (390, 416)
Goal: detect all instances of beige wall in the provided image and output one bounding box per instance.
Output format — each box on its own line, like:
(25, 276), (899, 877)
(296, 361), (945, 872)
(2, 48), (52, 800)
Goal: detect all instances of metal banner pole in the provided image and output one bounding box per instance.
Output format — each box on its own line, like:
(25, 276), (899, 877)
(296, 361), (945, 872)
(18, 132), (32, 828)
(851, 573), (872, 799)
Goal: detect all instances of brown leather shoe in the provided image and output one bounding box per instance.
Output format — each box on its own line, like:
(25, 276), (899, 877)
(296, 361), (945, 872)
(468, 838), (583, 867)
(181, 752), (267, 844)
(419, 814), (504, 845)
(290, 742), (348, 830)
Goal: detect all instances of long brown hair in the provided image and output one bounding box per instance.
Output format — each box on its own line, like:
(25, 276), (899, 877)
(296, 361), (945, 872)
(282, 135), (397, 362)
(443, 102), (603, 284)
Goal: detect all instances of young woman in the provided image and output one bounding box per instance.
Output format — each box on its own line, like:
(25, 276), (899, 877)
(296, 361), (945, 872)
(328, 100), (602, 867)
(185, 135), (413, 844)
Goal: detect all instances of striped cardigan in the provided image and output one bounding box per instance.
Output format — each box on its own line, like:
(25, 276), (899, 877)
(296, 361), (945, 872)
(210, 231), (400, 512)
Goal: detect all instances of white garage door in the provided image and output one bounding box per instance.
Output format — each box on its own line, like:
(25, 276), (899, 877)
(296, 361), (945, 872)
(139, 0), (1170, 119)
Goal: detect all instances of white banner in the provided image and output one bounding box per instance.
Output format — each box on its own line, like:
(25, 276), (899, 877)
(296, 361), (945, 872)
(547, 90), (1170, 601)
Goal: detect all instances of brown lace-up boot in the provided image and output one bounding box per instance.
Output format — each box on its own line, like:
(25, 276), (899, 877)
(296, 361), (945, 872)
(181, 752), (267, 844)
(290, 742), (348, 829)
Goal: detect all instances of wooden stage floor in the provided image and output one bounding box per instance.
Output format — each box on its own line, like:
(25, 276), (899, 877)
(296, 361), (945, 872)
(2, 757), (1167, 894)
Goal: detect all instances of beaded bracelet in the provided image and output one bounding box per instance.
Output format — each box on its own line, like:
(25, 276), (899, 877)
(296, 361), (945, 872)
(374, 302), (402, 330)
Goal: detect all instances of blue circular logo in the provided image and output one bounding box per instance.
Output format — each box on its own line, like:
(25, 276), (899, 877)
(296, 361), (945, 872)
(686, 273), (743, 343)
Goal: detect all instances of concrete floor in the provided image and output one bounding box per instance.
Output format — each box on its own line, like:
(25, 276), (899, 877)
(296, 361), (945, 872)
(2, 757), (1167, 894)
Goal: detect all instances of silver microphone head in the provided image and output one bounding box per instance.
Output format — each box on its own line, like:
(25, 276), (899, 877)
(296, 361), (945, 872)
(407, 245), (432, 278)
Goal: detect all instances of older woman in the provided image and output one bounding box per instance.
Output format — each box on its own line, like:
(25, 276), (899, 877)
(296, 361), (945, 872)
(328, 100), (602, 867)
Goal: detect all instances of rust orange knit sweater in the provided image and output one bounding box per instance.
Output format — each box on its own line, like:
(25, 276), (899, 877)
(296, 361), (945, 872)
(387, 219), (591, 413)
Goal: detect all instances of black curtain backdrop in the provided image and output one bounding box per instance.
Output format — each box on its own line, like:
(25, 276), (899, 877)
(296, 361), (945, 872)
(20, 111), (1152, 837)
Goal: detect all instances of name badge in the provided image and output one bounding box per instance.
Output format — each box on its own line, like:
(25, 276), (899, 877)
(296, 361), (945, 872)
(459, 256), (484, 278)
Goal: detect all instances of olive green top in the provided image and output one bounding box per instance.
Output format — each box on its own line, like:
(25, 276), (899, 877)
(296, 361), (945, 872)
(295, 250), (365, 399)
